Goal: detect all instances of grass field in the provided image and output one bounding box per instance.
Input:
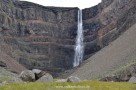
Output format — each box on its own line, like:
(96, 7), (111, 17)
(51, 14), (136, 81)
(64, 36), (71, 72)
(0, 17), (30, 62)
(0, 81), (136, 90)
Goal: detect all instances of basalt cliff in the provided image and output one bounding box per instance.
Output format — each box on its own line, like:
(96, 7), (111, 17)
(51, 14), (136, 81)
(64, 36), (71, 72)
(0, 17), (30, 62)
(0, 0), (136, 77)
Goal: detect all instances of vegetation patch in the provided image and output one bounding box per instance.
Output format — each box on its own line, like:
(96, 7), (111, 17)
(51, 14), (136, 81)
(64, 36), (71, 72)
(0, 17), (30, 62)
(0, 81), (136, 90)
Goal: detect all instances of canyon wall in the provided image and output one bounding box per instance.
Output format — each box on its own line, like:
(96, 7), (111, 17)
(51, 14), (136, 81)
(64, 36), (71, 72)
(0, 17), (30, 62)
(83, 0), (136, 59)
(0, 0), (78, 75)
(0, 0), (136, 76)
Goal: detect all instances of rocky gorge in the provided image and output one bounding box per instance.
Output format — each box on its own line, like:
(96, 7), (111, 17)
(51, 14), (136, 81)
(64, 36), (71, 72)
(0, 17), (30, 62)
(0, 0), (136, 80)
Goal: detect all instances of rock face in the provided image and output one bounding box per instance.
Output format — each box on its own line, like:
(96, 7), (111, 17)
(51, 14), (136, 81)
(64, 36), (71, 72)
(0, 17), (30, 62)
(0, 0), (136, 77)
(82, 0), (136, 59)
(0, 0), (78, 75)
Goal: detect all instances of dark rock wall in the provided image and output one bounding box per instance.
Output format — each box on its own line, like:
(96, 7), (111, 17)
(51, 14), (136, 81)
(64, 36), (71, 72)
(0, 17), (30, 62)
(0, 0), (78, 75)
(82, 0), (136, 59)
(0, 0), (136, 76)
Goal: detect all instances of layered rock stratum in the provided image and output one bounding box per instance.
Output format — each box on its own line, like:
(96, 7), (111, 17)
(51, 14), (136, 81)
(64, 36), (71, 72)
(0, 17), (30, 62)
(0, 0), (136, 78)
(0, 0), (78, 75)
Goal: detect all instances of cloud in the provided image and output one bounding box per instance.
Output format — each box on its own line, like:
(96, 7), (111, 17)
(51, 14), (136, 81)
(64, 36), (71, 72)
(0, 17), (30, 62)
(20, 0), (101, 9)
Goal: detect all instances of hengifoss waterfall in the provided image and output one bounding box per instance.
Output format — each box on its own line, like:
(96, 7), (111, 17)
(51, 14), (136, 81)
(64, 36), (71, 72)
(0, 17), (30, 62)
(73, 10), (84, 67)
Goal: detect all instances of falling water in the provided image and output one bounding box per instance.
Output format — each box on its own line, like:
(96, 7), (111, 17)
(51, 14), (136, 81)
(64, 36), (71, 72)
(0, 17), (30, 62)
(73, 10), (84, 67)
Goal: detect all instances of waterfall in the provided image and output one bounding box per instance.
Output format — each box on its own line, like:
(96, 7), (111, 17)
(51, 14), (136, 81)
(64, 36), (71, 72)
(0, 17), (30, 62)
(73, 10), (84, 67)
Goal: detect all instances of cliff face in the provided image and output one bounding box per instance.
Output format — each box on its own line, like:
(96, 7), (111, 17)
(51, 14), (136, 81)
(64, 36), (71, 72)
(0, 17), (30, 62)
(82, 0), (136, 59)
(0, 0), (136, 76)
(0, 0), (78, 75)
(70, 0), (136, 79)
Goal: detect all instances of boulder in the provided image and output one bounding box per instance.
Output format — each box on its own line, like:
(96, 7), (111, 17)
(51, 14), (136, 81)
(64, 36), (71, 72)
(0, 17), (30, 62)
(128, 76), (136, 83)
(67, 76), (81, 82)
(19, 70), (35, 82)
(32, 69), (42, 74)
(36, 73), (53, 82)
(32, 69), (47, 80)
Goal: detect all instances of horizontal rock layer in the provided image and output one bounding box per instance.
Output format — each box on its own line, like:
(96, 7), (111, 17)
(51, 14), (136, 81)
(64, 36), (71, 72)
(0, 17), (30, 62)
(0, 0), (135, 76)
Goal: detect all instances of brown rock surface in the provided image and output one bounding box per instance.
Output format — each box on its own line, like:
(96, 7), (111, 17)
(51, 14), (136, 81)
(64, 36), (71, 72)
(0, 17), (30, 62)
(0, 0), (136, 77)
(0, 0), (78, 74)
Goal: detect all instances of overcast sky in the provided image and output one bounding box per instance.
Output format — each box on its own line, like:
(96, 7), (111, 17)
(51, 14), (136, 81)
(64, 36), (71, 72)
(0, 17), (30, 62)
(21, 0), (101, 9)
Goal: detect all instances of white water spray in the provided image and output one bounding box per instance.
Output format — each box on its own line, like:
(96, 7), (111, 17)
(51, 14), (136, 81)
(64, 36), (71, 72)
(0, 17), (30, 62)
(73, 10), (84, 67)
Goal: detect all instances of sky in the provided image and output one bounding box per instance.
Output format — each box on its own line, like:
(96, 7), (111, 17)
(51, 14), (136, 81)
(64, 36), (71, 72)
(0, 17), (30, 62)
(20, 0), (101, 9)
